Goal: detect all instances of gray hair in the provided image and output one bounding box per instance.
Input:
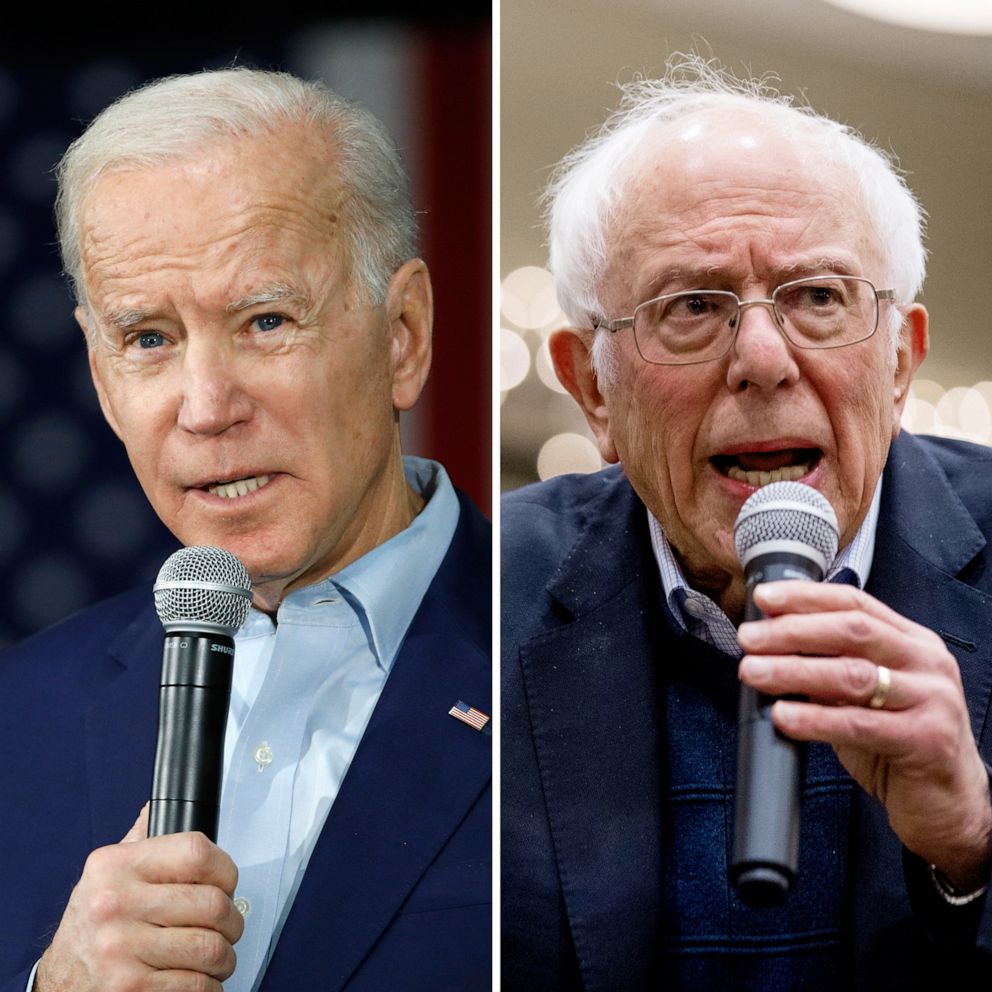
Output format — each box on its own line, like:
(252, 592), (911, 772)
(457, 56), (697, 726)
(545, 56), (927, 379)
(56, 66), (417, 308)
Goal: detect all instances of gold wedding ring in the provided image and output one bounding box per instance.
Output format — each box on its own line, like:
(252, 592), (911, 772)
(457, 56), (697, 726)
(868, 664), (892, 709)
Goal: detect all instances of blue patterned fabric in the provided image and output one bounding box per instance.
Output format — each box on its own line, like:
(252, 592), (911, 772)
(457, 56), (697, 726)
(656, 628), (853, 988)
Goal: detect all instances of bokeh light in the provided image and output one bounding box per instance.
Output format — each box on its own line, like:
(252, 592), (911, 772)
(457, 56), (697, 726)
(501, 327), (532, 392)
(537, 432), (602, 480)
(501, 266), (565, 330)
(535, 336), (569, 394)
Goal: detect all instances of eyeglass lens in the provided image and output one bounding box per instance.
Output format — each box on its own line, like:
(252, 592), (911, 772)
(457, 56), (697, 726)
(633, 276), (879, 365)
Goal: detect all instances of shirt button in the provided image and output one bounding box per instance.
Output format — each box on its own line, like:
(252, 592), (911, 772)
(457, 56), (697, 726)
(684, 596), (706, 619)
(253, 742), (273, 771)
(234, 896), (251, 917)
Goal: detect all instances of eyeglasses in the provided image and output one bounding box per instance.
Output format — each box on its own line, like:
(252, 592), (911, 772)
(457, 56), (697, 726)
(593, 275), (895, 366)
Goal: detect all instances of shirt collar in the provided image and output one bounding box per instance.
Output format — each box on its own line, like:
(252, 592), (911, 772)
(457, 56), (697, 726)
(238, 456), (459, 673)
(648, 478), (882, 643)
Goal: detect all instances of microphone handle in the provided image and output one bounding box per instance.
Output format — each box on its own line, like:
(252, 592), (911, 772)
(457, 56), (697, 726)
(148, 632), (234, 841)
(730, 552), (822, 907)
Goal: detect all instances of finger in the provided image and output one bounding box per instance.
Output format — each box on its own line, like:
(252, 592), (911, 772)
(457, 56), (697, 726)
(737, 609), (941, 673)
(769, 696), (976, 765)
(121, 803), (150, 844)
(143, 884), (245, 945)
(126, 832), (239, 894)
(769, 699), (913, 754)
(739, 654), (917, 710)
(135, 924), (237, 980)
(753, 581), (917, 634)
(145, 973), (224, 992)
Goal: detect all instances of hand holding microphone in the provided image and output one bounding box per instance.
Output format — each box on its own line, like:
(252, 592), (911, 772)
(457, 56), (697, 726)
(36, 547), (251, 992)
(734, 486), (992, 901)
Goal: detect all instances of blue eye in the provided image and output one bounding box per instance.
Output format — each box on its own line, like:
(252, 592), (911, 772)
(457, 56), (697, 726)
(253, 314), (285, 332)
(138, 332), (165, 349)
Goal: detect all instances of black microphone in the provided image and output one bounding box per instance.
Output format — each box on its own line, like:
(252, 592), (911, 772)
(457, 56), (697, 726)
(148, 546), (252, 840)
(729, 481), (839, 907)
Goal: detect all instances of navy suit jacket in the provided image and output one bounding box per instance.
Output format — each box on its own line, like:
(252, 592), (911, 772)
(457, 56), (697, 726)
(0, 493), (491, 992)
(502, 433), (992, 990)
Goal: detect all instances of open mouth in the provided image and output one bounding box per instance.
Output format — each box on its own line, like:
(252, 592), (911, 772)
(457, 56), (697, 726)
(711, 448), (820, 487)
(206, 474), (273, 499)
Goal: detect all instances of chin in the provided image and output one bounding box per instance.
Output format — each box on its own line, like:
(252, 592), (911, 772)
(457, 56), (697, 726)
(173, 528), (292, 579)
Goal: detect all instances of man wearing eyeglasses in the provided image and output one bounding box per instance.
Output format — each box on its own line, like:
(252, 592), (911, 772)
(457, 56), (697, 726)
(502, 59), (992, 990)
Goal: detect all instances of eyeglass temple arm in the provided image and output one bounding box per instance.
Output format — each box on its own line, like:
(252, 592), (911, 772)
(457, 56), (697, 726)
(592, 316), (634, 334)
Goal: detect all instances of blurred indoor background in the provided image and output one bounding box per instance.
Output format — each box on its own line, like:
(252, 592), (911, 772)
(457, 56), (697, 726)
(501, 0), (992, 492)
(0, 11), (489, 642)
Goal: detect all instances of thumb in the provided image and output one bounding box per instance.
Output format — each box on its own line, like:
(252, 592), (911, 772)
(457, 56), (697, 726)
(121, 802), (150, 844)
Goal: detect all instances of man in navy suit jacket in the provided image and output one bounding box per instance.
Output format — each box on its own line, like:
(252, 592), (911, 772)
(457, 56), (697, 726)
(0, 68), (490, 991)
(503, 58), (992, 988)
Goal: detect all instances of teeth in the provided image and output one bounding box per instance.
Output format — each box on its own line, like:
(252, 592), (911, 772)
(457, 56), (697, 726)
(725, 463), (809, 487)
(208, 474), (272, 499)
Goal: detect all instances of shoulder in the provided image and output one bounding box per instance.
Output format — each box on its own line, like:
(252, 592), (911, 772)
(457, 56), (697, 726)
(501, 466), (639, 655)
(452, 487), (492, 561)
(890, 430), (992, 479)
(502, 465), (627, 571)
(426, 489), (491, 648)
(0, 586), (154, 697)
(890, 433), (992, 534)
(502, 464), (625, 517)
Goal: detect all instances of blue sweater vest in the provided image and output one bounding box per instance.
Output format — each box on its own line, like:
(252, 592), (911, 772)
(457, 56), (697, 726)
(659, 629), (855, 989)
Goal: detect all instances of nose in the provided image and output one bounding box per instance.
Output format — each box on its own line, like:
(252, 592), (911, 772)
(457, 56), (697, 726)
(176, 334), (253, 436)
(725, 299), (800, 392)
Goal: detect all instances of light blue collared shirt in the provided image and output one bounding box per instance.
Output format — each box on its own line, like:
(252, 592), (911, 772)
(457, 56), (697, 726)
(648, 480), (882, 658)
(214, 456), (458, 992)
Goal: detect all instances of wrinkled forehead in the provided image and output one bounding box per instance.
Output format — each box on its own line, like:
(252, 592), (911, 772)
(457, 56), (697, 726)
(603, 107), (879, 270)
(76, 128), (349, 307)
(78, 125), (344, 256)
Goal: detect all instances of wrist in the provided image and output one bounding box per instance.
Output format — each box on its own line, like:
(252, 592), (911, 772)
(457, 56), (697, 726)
(927, 751), (992, 891)
(929, 862), (989, 906)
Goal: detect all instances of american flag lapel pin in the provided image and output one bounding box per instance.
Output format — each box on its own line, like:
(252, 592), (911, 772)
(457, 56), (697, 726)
(449, 700), (491, 736)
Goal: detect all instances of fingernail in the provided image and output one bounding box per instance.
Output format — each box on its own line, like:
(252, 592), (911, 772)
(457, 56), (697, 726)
(757, 583), (785, 606)
(741, 657), (770, 680)
(737, 621), (766, 646)
(774, 701), (797, 726)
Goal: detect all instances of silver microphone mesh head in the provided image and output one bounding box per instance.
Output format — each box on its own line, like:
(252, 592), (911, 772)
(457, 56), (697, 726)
(153, 546), (252, 634)
(734, 481), (840, 573)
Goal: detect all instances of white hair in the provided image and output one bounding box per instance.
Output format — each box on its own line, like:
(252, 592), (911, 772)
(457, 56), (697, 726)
(56, 67), (417, 307)
(546, 56), (927, 379)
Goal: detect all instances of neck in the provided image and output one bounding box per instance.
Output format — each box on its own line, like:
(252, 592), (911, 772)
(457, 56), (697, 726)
(671, 546), (747, 626)
(251, 451), (423, 616)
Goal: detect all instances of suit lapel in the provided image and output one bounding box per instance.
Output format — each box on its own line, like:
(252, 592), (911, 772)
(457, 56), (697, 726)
(516, 473), (669, 991)
(262, 502), (491, 992)
(85, 601), (162, 846)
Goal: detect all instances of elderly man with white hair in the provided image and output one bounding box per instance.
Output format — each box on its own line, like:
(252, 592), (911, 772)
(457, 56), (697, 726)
(0, 68), (491, 992)
(502, 59), (992, 989)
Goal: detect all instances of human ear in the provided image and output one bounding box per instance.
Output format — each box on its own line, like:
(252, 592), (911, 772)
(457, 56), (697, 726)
(549, 328), (619, 463)
(386, 259), (433, 412)
(891, 304), (929, 438)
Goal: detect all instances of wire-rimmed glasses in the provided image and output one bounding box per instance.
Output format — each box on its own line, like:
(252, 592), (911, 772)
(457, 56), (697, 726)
(593, 275), (895, 366)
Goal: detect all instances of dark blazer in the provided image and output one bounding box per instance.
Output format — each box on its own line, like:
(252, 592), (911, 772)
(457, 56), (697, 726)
(502, 432), (992, 991)
(0, 493), (491, 992)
